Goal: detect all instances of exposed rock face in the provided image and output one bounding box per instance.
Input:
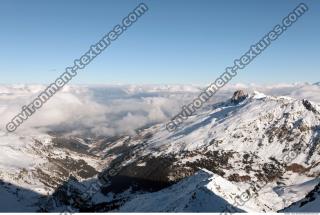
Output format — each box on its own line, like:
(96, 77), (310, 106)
(231, 90), (248, 104)
(302, 99), (318, 114)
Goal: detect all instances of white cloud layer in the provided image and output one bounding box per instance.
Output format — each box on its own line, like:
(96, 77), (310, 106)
(0, 83), (319, 136)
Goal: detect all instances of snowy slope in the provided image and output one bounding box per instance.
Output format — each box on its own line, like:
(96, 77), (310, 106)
(118, 169), (245, 212)
(2, 88), (320, 212)
(0, 182), (41, 212)
(143, 92), (320, 157)
(0, 131), (106, 211)
(105, 91), (320, 212)
(282, 180), (320, 212)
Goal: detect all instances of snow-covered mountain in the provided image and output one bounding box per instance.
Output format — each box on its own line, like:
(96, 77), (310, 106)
(118, 169), (245, 212)
(1, 88), (320, 212)
(107, 91), (320, 212)
(0, 131), (109, 211)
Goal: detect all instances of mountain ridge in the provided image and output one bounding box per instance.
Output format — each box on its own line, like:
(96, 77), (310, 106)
(1, 90), (320, 212)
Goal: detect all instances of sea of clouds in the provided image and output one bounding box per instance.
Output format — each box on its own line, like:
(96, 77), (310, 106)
(0, 82), (319, 137)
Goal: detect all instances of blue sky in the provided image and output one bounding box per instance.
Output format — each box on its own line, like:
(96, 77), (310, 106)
(0, 0), (319, 85)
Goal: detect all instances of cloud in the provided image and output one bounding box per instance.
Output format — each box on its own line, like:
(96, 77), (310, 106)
(0, 85), (199, 136)
(0, 83), (319, 137)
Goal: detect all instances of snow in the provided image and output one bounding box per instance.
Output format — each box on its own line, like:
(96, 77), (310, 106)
(0, 133), (38, 169)
(252, 91), (267, 99)
(1, 84), (320, 212)
(118, 169), (245, 212)
(125, 93), (320, 212)
(0, 183), (40, 212)
(136, 162), (146, 167)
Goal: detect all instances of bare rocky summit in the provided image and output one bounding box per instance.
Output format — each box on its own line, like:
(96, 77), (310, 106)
(231, 90), (248, 104)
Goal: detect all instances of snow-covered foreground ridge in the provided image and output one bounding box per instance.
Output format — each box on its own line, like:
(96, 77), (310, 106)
(118, 169), (246, 212)
(1, 89), (320, 212)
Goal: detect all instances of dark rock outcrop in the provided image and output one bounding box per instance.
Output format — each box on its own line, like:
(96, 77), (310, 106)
(302, 99), (318, 114)
(231, 90), (248, 104)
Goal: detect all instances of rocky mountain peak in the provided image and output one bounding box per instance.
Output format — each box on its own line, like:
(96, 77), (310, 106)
(231, 90), (248, 104)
